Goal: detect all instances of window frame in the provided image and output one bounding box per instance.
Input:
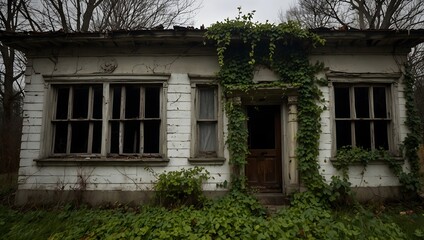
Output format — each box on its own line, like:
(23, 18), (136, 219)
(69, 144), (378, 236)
(108, 84), (163, 156)
(39, 75), (169, 165)
(51, 84), (103, 156)
(329, 74), (401, 157)
(189, 78), (225, 165)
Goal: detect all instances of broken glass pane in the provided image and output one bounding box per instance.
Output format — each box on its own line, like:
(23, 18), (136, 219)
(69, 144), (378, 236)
(92, 85), (103, 119)
(70, 122), (89, 153)
(355, 121), (371, 149)
(53, 122), (68, 153)
(373, 87), (387, 118)
(72, 86), (89, 119)
(374, 121), (389, 150)
(144, 120), (160, 153)
(112, 86), (122, 119)
(336, 120), (351, 149)
(125, 85), (140, 119)
(110, 121), (120, 154)
(123, 121), (140, 153)
(92, 121), (102, 153)
(56, 87), (69, 119)
(355, 87), (370, 118)
(145, 87), (160, 118)
(334, 87), (350, 118)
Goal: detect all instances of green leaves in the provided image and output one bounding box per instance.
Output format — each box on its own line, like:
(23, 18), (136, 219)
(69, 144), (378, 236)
(401, 64), (422, 193)
(153, 167), (211, 208)
(2, 192), (422, 240)
(205, 9), (327, 194)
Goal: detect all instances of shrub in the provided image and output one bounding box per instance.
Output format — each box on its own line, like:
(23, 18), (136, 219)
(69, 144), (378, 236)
(153, 167), (211, 208)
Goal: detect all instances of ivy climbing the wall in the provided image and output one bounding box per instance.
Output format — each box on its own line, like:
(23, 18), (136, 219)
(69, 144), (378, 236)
(397, 64), (422, 193)
(205, 9), (327, 194)
(206, 9), (422, 200)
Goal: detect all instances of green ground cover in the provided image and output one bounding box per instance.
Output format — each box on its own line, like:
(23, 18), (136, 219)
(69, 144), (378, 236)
(1, 190), (423, 240)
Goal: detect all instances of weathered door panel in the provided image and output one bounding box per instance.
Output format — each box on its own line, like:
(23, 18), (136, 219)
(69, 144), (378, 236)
(246, 105), (282, 192)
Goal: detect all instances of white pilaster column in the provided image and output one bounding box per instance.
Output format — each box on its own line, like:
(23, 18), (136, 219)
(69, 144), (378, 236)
(287, 96), (298, 185)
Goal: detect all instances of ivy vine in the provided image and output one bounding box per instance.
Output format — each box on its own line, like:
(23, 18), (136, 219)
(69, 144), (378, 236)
(205, 9), (422, 198)
(205, 9), (326, 193)
(399, 64), (422, 192)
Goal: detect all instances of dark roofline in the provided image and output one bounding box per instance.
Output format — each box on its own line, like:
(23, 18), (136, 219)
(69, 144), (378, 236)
(1, 28), (424, 52)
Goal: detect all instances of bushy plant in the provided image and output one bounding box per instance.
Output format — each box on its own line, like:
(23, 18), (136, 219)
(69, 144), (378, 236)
(153, 167), (211, 208)
(3, 192), (422, 240)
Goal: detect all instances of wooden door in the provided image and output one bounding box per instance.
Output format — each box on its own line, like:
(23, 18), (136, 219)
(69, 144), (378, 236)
(245, 105), (282, 192)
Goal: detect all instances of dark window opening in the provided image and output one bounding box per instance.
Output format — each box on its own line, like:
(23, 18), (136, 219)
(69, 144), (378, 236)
(354, 87), (369, 118)
(70, 122), (89, 153)
(125, 86), (140, 119)
(110, 122), (119, 154)
(54, 122), (68, 153)
(145, 87), (160, 118)
(144, 120), (160, 153)
(123, 121), (140, 153)
(72, 87), (89, 119)
(374, 121), (389, 150)
(92, 85), (103, 119)
(92, 122), (102, 153)
(112, 86), (122, 119)
(335, 121), (351, 149)
(334, 84), (391, 151)
(52, 84), (162, 157)
(334, 87), (350, 118)
(109, 84), (162, 155)
(355, 121), (371, 149)
(373, 87), (387, 118)
(56, 87), (69, 119)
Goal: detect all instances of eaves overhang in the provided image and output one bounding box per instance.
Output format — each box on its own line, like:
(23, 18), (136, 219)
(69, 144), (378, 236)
(1, 28), (424, 53)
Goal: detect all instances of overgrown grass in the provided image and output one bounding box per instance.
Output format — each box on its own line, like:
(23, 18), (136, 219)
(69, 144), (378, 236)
(1, 191), (424, 240)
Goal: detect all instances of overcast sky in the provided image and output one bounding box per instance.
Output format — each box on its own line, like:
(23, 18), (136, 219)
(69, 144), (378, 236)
(192, 0), (298, 28)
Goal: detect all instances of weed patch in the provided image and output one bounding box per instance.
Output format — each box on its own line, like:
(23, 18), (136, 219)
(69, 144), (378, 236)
(1, 192), (424, 239)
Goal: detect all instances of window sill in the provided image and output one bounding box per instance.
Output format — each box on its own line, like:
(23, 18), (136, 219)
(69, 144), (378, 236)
(329, 156), (404, 166)
(188, 157), (226, 165)
(35, 157), (169, 166)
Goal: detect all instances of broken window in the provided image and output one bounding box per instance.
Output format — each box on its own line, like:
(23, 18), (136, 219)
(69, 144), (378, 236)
(195, 86), (218, 157)
(109, 85), (161, 155)
(51, 84), (162, 157)
(52, 85), (103, 154)
(334, 84), (391, 150)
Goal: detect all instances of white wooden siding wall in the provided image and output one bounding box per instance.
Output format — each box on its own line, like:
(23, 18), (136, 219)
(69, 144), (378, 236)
(19, 74), (45, 188)
(19, 51), (409, 192)
(18, 58), (229, 191)
(166, 74), (230, 191)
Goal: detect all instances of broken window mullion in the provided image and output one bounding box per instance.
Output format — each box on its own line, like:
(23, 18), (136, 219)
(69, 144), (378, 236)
(140, 87), (145, 154)
(119, 87), (125, 155)
(140, 86), (144, 153)
(66, 87), (74, 154)
(102, 83), (109, 156)
(140, 121), (144, 154)
(369, 87), (375, 149)
(349, 87), (356, 147)
(88, 86), (94, 119)
(88, 122), (94, 154)
(370, 121), (375, 150)
(86, 86), (94, 154)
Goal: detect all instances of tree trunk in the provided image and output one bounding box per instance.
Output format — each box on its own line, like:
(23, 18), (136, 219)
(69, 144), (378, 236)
(0, 45), (21, 175)
(358, 0), (366, 29)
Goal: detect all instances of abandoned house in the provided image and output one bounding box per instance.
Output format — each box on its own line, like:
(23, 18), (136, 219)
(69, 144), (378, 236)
(1, 28), (423, 205)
